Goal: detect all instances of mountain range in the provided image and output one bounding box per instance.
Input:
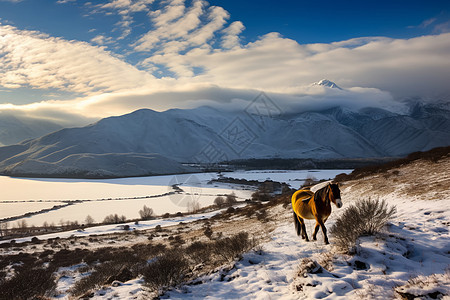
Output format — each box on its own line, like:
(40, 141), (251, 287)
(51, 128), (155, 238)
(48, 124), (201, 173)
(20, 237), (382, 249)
(0, 100), (448, 178)
(0, 113), (62, 147)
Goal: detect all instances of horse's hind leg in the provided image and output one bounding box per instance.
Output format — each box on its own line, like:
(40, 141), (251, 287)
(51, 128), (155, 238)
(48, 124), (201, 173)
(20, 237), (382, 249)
(298, 216), (309, 241)
(293, 212), (301, 236)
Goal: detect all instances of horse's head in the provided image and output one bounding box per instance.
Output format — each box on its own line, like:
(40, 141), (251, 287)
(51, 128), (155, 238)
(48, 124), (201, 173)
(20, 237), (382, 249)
(328, 183), (342, 208)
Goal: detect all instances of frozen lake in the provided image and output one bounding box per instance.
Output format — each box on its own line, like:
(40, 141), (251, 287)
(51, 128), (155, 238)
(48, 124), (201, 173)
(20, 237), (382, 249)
(0, 169), (349, 226)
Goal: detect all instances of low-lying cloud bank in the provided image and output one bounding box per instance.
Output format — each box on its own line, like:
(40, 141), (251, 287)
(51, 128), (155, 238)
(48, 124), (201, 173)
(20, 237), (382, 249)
(1, 0), (449, 127)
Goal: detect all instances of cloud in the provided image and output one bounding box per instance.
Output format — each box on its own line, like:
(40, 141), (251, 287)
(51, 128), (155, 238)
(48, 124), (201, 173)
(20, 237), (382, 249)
(156, 32), (450, 99)
(91, 34), (114, 45)
(433, 21), (450, 34)
(90, 0), (154, 39)
(0, 0), (449, 128)
(408, 17), (437, 29)
(0, 82), (403, 130)
(221, 21), (245, 49)
(56, 0), (76, 4)
(0, 24), (156, 95)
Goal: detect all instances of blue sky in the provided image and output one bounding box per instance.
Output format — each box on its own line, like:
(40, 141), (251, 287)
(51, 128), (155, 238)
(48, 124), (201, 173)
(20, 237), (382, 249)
(1, 0), (448, 44)
(0, 0), (449, 123)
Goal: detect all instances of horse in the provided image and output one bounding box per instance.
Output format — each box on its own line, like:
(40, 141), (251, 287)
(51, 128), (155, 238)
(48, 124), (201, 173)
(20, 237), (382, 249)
(291, 182), (342, 244)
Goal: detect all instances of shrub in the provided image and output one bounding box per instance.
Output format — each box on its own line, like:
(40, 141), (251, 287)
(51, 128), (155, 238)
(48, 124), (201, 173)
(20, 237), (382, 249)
(0, 267), (56, 299)
(139, 205), (154, 220)
(71, 262), (132, 296)
(103, 214), (127, 224)
(226, 206), (235, 214)
(214, 196), (225, 207)
(214, 232), (255, 262)
(251, 191), (271, 202)
(85, 215), (95, 225)
(203, 225), (213, 239)
(256, 209), (268, 222)
(185, 241), (212, 264)
(187, 199), (201, 213)
(225, 192), (237, 206)
(142, 250), (189, 291)
(330, 198), (396, 251)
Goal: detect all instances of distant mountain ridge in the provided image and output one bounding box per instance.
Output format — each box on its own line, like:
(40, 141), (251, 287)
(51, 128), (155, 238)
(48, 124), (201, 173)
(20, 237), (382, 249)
(0, 102), (449, 178)
(0, 113), (63, 146)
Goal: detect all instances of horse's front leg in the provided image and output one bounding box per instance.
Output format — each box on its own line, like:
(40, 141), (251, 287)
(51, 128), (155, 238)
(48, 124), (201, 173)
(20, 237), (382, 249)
(312, 221), (320, 241)
(317, 219), (329, 244)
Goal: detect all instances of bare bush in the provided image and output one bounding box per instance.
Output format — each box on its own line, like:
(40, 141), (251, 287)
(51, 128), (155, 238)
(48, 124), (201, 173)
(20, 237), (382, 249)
(203, 225), (213, 239)
(214, 232), (255, 262)
(330, 198), (396, 251)
(103, 214), (127, 224)
(139, 205), (154, 220)
(185, 241), (212, 264)
(187, 199), (201, 213)
(214, 196), (225, 207)
(142, 250), (189, 291)
(0, 222), (8, 237)
(85, 215), (95, 225)
(0, 267), (56, 299)
(71, 262), (132, 296)
(302, 175), (318, 187)
(225, 192), (237, 206)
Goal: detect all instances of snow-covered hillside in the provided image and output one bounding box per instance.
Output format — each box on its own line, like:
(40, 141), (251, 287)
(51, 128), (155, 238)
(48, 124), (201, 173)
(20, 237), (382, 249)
(0, 112), (62, 146)
(0, 102), (449, 177)
(0, 150), (448, 299)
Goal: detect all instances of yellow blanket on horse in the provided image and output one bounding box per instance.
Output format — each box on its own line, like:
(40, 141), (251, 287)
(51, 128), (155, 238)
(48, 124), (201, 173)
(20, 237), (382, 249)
(293, 189), (314, 204)
(291, 189), (314, 219)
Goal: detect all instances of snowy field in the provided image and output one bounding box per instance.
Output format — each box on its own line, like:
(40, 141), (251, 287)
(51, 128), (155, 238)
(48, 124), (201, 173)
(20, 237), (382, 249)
(0, 170), (348, 226)
(0, 201), (65, 219)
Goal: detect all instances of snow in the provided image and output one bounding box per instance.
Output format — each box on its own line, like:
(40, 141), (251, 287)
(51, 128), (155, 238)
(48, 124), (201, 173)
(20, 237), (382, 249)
(1, 104), (448, 177)
(3, 163), (447, 299)
(81, 178), (449, 300)
(1, 209), (227, 244)
(0, 201), (65, 219)
(0, 169), (346, 226)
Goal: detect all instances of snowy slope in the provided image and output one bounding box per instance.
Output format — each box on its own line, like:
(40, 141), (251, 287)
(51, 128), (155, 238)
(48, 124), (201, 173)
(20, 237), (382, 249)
(0, 113), (62, 146)
(0, 103), (449, 177)
(99, 155), (450, 299)
(1, 154), (448, 299)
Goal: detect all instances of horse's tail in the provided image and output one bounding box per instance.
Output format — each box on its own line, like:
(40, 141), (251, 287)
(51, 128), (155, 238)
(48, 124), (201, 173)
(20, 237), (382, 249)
(293, 211), (301, 236)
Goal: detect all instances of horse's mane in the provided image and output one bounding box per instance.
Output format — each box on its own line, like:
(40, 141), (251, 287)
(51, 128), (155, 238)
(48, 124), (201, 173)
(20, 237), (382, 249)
(310, 180), (332, 193)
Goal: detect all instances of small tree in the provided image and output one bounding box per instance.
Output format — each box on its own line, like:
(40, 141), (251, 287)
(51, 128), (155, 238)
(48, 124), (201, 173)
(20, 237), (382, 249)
(0, 222), (8, 236)
(214, 196), (225, 208)
(103, 214), (127, 224)
(139, 205), (154, 220)
(17, 219), (28, 233)
(85, 215), (95, 225)
(225, 192), (237, 206)
(187, 199), (201, 213)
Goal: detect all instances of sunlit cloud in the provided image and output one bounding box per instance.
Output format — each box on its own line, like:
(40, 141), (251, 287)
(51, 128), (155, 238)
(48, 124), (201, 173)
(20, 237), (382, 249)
(0, 24), (156, 95)
(0, 0), (449, 128)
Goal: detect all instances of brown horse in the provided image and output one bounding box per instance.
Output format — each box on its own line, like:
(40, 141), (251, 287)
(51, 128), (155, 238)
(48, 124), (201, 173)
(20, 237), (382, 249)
(291, 182), (342, 244)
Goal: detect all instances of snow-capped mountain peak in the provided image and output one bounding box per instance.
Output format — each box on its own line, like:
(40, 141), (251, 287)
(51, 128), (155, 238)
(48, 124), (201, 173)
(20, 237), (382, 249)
(312, 79), (342, 90)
